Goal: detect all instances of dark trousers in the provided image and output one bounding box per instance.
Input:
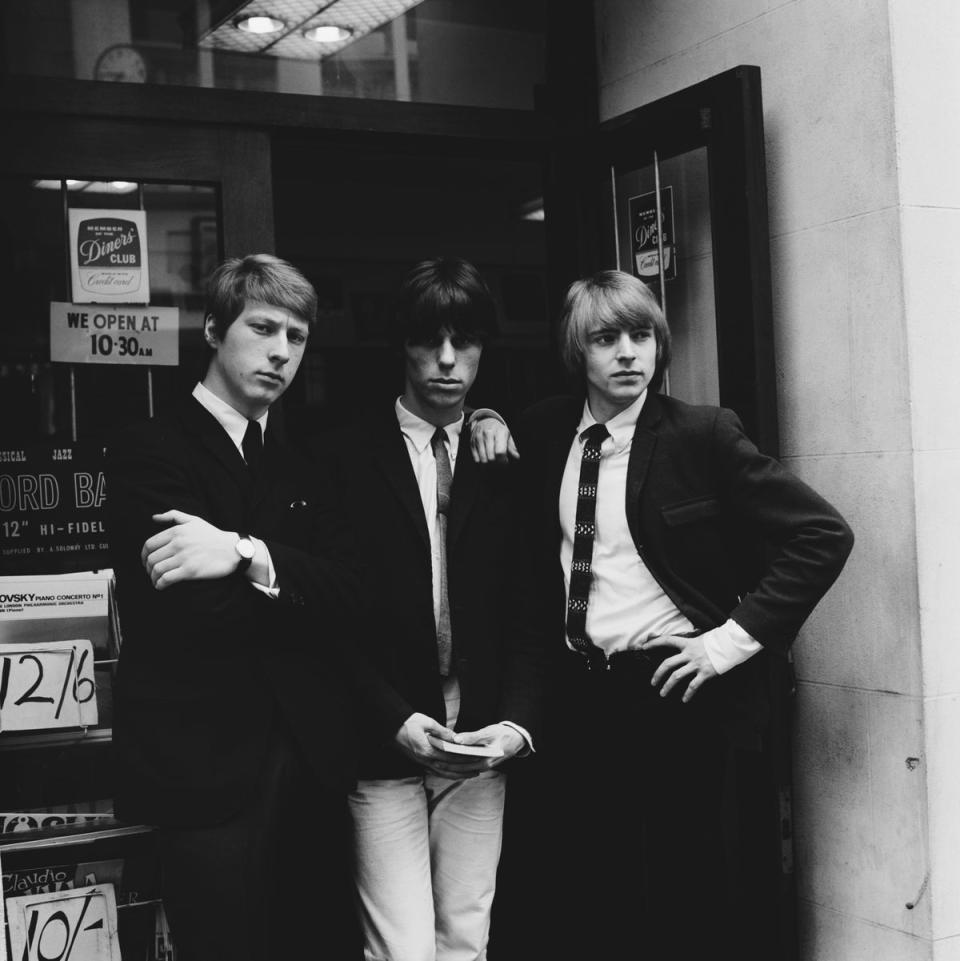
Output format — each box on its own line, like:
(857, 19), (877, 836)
(495, 651), (762, 961)
(157, 722), (360, 961)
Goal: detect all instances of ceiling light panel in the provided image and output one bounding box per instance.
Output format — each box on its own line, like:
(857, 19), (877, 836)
(236, 15), (286, 33)
(200, 0), (424, 59)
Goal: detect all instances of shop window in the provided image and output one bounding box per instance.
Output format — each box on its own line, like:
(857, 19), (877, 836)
(2, 0), (545, 110)
(1, 177), (217, 961)
(0, 178), (216, 454)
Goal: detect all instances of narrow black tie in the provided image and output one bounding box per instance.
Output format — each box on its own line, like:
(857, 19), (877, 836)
(565, 422), (610, 664)
(431, 427), (453, 677)
(242, 419), (263, 480)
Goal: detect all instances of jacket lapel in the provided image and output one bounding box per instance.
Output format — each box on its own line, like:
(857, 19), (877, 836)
(179, 396), (249, 483)
(448, 443), (479, 547)
(252, 418), (287, 513)
(543, 399), (582, 539)
(625, 390), (663, 551)
(371, 418), (432, 549)
(178, 395), (270, 514)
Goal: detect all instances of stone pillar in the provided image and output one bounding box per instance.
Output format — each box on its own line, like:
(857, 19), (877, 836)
(594, 0), (960, 956)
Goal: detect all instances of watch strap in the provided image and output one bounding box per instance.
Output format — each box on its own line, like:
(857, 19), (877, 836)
(235, 533), (255, 573)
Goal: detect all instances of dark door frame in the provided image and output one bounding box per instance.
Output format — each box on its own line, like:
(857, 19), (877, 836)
(595, 65), (778, 456)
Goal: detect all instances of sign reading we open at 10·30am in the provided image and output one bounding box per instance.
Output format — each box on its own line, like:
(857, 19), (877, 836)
(68, 208), (150, 305)
(49, 302), (179, 366)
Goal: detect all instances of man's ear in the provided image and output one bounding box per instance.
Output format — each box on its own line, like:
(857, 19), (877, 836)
(203, 314), (219, 349)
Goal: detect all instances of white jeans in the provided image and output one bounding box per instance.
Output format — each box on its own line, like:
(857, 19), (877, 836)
(349, 770), (507, 961)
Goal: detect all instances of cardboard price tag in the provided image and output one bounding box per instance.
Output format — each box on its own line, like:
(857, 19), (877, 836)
(6, 883), (121, 961)
(0, 639), (98, 732)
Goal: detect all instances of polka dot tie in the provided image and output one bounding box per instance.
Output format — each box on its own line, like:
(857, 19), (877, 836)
(565, 423), (609, 662)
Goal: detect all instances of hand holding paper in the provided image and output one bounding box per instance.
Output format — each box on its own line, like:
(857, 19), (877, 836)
(452, 723), (524, 768)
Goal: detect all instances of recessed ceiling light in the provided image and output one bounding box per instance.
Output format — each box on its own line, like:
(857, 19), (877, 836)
(303, 24), (353, 43)
(235, 15), (286, 35)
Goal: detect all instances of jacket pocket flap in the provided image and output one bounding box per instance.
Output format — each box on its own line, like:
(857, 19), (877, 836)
(661, 496), (720, 526)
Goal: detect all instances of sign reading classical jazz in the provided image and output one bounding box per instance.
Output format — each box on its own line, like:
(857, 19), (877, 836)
(68, 208), (151, 304)
(5, 883), (122, 961)
(49, 302), (179, 366)
(628, 187), (677, 284)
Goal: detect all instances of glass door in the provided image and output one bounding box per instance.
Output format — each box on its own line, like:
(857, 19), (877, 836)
(612, 145), (720, 406)
(597, 65), (778, 455)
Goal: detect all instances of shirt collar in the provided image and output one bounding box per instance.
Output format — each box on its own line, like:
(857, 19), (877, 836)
(576, 390), (647, 453)
(193, 382), (269, 451)
(395, 398), (464, 454)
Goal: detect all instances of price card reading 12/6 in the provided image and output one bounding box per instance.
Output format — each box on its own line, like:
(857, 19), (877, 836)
(0, 639), (98, 732)
(6, 883), (122, 961)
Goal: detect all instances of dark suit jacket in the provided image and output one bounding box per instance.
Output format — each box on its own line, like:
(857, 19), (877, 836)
(105, 395), (358, 827)
(518, 392), (854, 740)
(327, 412), (549, 779)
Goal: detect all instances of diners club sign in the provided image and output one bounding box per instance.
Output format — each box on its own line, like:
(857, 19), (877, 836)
(68, 209), (151, 305)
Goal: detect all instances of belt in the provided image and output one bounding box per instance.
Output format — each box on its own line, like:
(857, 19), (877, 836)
(561, 646), (669, 676)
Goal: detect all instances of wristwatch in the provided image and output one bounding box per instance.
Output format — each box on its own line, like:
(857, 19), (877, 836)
(235, 534), (256, 573)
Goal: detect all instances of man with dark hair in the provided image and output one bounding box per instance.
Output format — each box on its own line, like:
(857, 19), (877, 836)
(106, 253), (360, 960)
(512, 270), (854, 959)
(333, 256), (548, 961)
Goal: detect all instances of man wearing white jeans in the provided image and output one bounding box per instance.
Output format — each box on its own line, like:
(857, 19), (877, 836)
(351, 684), (507, 960)
(332, 257), (547, 961)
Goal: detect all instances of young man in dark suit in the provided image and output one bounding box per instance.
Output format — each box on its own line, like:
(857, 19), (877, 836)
(332, 257), (548, 961)
(512, 270), (854, 960)
(105, 254), (360, 961)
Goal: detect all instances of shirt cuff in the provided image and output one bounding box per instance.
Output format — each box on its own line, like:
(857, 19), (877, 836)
(248, 537), (280, 599)
(499, 721), (534, 756)
(701, 619), (762, 674)
(467, 407), (506, 426)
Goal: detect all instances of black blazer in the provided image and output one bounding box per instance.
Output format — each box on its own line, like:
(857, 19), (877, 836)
(327, 413), (549, 779)
(518, 392), (854, 739)
(105, 395), (358, 827)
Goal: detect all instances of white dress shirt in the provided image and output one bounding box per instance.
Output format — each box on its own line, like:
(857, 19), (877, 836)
(395, 398), (464, 629)
(559, 392), (761, 673)
(192, 382), (277, 594)
(395, 399), (532, 747)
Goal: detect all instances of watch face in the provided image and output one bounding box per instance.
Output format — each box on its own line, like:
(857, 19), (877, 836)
(237, 537), (256, 560)
(94, 44), (147, 83)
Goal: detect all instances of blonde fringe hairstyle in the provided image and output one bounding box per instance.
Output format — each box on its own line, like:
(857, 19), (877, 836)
(558, 270), (671, 391)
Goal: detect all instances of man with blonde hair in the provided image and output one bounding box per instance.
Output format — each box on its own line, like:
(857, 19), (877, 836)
(512, 269), (853, 959)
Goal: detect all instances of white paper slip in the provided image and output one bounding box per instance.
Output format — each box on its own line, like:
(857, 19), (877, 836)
(436, 741), (505, 758)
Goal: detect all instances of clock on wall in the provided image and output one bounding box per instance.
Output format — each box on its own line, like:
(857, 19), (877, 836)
(94, 44), (148, 83)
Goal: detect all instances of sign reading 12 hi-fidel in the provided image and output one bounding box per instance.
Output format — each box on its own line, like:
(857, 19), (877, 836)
(49, 303), (179, 366)
(68, 208), (150, 304)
